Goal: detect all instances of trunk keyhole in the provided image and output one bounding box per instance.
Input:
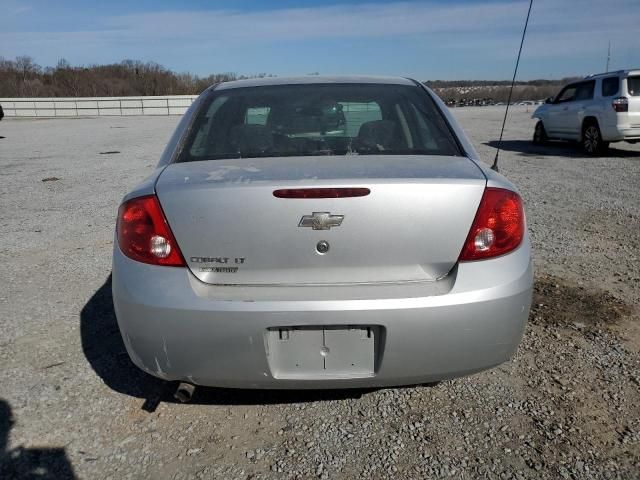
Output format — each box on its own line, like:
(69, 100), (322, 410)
(316, 240), (330, 254)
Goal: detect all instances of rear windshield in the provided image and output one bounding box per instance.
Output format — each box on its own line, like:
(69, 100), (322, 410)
(628, 76), (640, 96)
(178, 83), (462, 162)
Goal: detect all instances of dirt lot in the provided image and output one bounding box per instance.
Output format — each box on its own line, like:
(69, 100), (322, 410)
(0, 107), (639, 479)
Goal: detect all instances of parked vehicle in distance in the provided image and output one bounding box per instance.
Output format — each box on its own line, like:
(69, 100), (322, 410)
(112, 76), (533, 390)
(532, 69), (640, 154)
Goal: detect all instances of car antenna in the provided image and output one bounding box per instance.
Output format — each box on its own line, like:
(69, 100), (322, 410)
(491, 0), (534, 172)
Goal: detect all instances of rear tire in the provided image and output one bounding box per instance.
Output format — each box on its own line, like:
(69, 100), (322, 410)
(532, 121), (548, 145)
(581, 121), (609, 155)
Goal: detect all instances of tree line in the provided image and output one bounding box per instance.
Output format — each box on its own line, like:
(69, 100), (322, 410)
(0, 56), (576, 101)
(424, 79), (581, 104)
(0, 57), (270, 98)
(424, 78), (581, 89)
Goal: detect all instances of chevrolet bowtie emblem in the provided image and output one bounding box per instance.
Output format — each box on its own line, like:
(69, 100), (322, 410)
(298, 212), (344, 230)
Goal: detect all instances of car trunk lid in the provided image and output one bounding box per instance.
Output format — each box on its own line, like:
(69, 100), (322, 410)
(155, 155), (486, 285)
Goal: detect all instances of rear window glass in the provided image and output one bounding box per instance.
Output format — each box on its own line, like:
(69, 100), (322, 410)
(602, 77), (619, 97)
(628, 76), (640, 96)
(180, 83), (461, 162)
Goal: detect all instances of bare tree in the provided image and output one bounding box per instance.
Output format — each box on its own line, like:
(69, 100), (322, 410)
(0, 56), (575, 100)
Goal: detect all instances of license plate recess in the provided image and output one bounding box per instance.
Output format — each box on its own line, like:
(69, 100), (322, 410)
(266, 326), (377, 379)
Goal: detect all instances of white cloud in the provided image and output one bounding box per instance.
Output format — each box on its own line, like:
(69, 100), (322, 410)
(105, 2), (523, 41)
(100, 0), (639, 46)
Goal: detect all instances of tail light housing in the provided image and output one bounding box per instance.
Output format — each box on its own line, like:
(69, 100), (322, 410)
(612, 97), (628, 112)
(459, 188), (525, 261)
(116, 195), (185, 266)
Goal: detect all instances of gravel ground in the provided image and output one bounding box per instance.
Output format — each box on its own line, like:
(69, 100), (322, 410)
(0, 107), (638, 479)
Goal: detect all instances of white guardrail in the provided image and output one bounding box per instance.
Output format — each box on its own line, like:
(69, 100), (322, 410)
(0, 95), (199, 117)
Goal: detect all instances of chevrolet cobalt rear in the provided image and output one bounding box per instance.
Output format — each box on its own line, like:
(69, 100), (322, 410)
(112, 76), (533, 389)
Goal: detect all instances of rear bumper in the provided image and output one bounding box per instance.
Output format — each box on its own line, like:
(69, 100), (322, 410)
(602, 124), (640, 142)
(112, 238), (533, 389)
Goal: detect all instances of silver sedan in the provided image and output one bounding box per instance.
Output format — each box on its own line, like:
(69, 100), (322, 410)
(112, 76), (533, 389)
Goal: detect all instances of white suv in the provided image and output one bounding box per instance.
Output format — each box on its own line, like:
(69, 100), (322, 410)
(532, 69), (640, 154)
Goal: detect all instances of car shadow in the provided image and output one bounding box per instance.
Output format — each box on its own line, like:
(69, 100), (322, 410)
(80, 275), (378, 410)
(79, 274), (167, 405)
(484, 140), (640, 158)
(0, 399), (76, 479)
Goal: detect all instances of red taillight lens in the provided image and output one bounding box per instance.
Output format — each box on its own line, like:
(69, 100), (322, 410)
(459, 188), (525, 261)
(116, 195), (185, 266)
(273, 188), (370, 199)
(612, 97), (628, 112)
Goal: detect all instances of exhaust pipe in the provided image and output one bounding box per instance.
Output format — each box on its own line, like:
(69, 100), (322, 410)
(174, 382), (195, 403)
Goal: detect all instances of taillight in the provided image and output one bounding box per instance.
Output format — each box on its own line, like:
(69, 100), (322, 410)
(612, 97), (628, 112)
(116, 195), (185, 266)
(459, 188), (525, 261)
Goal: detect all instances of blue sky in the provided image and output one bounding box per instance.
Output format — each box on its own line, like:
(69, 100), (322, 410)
(1, 0), (638, 80)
